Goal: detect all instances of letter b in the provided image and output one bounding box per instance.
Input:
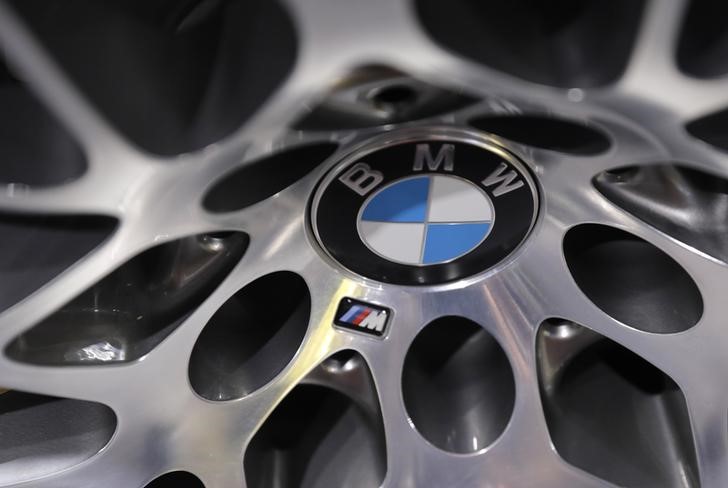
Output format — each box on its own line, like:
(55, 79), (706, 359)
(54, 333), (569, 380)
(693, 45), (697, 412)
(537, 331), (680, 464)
(338, 162), (383, 196)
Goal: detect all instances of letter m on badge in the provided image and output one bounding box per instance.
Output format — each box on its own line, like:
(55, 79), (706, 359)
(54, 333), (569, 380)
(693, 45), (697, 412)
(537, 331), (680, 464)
(333, 298), (391, 338)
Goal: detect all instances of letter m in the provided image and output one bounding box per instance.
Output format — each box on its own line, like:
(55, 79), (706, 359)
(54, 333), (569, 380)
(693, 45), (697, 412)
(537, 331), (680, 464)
(359, 311), (387, 333)
(482, 162), (524, 197)
(413, 143), (454, 172)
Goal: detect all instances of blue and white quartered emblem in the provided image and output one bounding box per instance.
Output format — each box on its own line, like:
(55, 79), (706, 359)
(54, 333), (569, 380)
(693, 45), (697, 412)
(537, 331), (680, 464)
(358, 175), (494, 265)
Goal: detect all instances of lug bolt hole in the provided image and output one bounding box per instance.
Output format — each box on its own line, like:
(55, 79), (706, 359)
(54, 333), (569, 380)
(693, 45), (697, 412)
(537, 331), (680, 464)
(368, 84), (419, 112)
(604, 167), (639, 182)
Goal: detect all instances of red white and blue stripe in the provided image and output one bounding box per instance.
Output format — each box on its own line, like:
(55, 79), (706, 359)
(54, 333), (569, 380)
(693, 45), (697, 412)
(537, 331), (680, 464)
(338, 304), (377, 325)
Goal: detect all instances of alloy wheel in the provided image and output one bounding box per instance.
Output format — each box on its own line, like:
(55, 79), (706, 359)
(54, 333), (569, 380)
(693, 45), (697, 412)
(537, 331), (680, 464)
(0, 1), (726, 487)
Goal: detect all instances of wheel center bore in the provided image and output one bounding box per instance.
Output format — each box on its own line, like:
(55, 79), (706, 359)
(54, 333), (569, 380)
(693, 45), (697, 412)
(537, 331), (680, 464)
(311, 128), (539, 285)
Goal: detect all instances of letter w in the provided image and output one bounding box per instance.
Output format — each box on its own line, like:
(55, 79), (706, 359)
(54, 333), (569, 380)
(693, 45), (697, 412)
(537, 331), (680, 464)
(482, 162), (524, 197)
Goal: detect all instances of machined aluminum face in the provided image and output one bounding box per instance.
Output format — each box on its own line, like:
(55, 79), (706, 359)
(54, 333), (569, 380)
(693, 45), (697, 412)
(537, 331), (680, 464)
(0, 1), (727, 488)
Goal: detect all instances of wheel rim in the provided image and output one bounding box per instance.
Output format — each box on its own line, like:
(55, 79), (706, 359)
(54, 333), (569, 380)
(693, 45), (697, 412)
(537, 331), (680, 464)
(0, 1), (726, 487)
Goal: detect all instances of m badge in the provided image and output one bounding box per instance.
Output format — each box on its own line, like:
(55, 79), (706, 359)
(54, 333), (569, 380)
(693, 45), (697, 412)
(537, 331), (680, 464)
(334, 298), (391, 338)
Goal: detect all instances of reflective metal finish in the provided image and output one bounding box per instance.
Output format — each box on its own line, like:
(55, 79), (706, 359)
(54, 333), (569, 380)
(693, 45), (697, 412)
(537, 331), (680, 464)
(0, 0), (727, 487)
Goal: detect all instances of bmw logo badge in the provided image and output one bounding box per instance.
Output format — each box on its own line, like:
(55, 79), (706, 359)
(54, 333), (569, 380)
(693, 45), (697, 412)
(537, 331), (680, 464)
(311, 128), (539, 285)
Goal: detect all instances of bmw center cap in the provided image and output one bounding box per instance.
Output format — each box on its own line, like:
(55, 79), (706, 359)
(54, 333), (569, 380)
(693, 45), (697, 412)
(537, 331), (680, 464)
(311, 129), (539, 285)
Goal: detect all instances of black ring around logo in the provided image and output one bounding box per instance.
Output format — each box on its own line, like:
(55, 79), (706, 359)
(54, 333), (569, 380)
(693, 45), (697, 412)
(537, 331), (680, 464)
(312, 133), (539, 285)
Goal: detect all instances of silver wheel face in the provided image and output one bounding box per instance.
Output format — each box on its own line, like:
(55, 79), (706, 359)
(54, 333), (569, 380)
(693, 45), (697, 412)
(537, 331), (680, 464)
(0, 1), (727, 487)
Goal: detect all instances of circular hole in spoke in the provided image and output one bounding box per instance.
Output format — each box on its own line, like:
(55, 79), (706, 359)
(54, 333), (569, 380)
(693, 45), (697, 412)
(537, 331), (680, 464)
(189, 271), (311, 401)
(402, 316), (514, 454)
(203, 143), (339, 213)
(564, 224), (703, 333)
(0, 390), (116, 485)
(537, 319), (700, 488)
(0, 213), (117, 316)
(6, 232), (248, 365)
(470, 114), (610, 155)
(245, 351), (386, 488)
(144, 471), (204, 488)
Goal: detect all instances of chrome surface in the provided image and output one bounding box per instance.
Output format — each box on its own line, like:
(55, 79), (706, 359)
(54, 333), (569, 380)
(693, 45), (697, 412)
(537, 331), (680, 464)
(0, 0), (727, 487)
